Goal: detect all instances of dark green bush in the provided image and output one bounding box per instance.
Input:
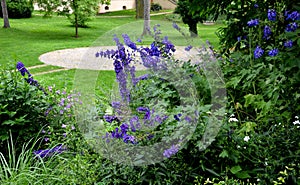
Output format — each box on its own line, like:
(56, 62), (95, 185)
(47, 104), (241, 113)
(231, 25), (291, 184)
(0, 0), (33, 19)
(151, 3), (162, 12)
(0, 64), (49, 155)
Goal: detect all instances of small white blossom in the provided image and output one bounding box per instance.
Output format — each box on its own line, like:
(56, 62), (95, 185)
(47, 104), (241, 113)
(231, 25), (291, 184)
(295, 116), (299, 119)
(229, 117), (239, 122)
(244, 136), (250, 142)
(293, 120), (300, 125)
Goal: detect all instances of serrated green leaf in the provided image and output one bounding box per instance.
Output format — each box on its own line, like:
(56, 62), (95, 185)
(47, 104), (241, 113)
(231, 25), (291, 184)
(236, 171), (251, 179)
(219, 149), (229, 158)
(230, 165), (242, 174)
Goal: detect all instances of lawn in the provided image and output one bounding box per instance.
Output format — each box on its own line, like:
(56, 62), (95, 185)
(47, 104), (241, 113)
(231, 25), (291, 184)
(0, 11), (222, 91)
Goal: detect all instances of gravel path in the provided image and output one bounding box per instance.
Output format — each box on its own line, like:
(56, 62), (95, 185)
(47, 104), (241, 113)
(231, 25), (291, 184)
(39, 46), (199, 71)
(39, 46), (196, 70)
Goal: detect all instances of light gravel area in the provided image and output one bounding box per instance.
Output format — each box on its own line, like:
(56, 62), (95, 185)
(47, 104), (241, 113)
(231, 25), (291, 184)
(38, 46), (201, 70)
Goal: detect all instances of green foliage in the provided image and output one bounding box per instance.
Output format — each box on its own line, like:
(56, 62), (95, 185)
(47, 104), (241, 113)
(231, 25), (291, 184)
(151, 3), (162, 12)
(0, 135), (58, 184)
(216, 0), (300, 54)
(175, 0), (206, 36)
(0, 64), (49, 155)
(0, 0), (33, 18)
(211, 1), (300, 184)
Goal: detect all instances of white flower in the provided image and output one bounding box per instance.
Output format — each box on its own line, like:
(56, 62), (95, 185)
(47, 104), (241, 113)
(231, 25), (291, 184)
(295, 116), (299, 119)
(229, 117), (239, 122)
(293, 120), (300, 125)
(244, 136), (250, 142)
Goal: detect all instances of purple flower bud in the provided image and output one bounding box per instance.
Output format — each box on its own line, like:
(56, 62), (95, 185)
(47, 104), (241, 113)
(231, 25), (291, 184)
(268, 48), (279, 57)
(163, 145), (179, 158)
(268, 9), (277, 21)
(254, 46), (264, 59)
(286, 22), (298, 32)
(247, 19), (259, 27)
(284, 40), (293, 48)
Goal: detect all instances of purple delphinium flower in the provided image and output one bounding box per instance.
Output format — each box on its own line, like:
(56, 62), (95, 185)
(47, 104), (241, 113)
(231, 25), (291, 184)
(247, 19), (259, 27)
(26, 77), (38, 86)
(268, 9), (277, 21)
(174, 113), (182, 121)
(59, 98), (65, 106)
(172, 22), (180, 31)
(254, 4), (259, 8)
(185, 45), (193, 51)
(134, 74), (149, 86)
(136, 38), (142, 43)
(120, 123), (129, 133)
(65, 103), (72, 109)
(33, 145), (66, 158)
(163, 145), (179, 158)
(123, 134), (136, 144)
(268, 48), (279, 57)
(162, 36), (176, 53)
(122, 34), (137, 50)
(16, 61), (29, 76)
(263, 25), (272, 40)
(130, 116), (140, 132)
(137, 107), (151, 120)
(111, 127), (123, 139)
(254, 46), (264, 59)
(285, 11), (300, 21)
(286, 22), (298, 32)
(103, 115), (118, 123)
(62, 124), (67, 128)
(284, 40), (293, 48)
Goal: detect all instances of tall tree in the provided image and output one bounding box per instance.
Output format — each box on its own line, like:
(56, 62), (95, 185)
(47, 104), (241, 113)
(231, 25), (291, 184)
(142, 0), (151, 36)
(136, 0), (144, 19)
(36, 0), (110, 37)
(1, 0), (10, 28)
(175, 0), (208, 37)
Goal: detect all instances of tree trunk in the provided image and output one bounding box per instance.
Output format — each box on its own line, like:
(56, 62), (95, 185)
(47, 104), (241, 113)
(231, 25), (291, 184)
(142, 0), (151, 36)
(75, 13), (78, 38)
(136, 0), (144, 19)
(188, 22), (198, 37)
(1, 0), (10, 28)
(72, 0), (78, 38)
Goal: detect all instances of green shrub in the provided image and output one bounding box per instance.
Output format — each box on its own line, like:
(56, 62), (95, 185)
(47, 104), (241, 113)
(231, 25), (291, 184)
(0, 64), (49, 155)
(0, 0), (33, 19)
(151, 3), (162, 12)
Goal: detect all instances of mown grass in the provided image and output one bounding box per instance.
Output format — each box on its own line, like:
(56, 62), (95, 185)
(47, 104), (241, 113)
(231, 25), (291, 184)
(0, 11), (223, 91)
